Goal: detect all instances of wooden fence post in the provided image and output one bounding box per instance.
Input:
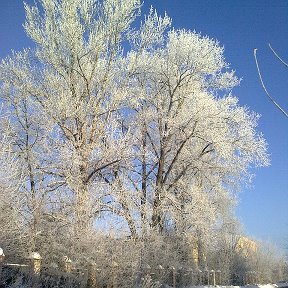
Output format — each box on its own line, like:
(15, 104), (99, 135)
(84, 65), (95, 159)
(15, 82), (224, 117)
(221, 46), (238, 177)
(205, 268), (209, 285)
(211, 269), (216, 286)
(87, 262), (97, 288)
(28, 252), (42, 275)
(111, 261), (119, 288)
(156, 265), (164, 283)
(246, 271), (251, 284)
(244, 272), (247, 285)
(216, 270), (221, 285)
(171, 266), (176, 288)
(0, 248), (5, 279)
(255, 271), (259, 284)
(198, 269), (202, 285)
(143, 264), (151, 278)
(186, 268), (193, 285)
(63, 256), (72, 273)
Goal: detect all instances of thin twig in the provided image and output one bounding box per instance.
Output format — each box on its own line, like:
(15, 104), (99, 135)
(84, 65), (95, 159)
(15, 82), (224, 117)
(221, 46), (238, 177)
(253, 48), (288, 118)
(268, 43), (288, 68)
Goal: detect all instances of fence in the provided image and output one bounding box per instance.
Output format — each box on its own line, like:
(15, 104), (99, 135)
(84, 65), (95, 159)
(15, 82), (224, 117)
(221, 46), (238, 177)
(0, 248), (261, 287)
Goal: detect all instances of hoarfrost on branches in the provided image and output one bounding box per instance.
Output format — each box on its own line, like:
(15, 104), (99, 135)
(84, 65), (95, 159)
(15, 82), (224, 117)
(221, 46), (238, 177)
(0, 0), (269, 249)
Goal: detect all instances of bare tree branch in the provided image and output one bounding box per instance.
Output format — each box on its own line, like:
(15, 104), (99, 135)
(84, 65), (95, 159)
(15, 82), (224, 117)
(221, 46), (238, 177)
(254, 48), (288, 118)
(268, 43), (288, 68)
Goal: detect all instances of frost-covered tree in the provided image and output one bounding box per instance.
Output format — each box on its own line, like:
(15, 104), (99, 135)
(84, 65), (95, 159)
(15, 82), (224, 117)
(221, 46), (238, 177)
(0, 0), (269, 244)
(0, 114), (24, 253)
(124, 27), (269, 235)
(0, 84), (52, 251)
(0, 0), (143, 232)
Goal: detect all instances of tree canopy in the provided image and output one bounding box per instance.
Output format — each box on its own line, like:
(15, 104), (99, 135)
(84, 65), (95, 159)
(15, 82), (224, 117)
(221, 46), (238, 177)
(0, 1), (271, 281)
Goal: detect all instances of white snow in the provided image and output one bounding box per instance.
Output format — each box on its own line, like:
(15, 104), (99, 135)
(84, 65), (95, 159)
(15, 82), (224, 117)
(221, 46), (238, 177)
(166, 284), (288, 288)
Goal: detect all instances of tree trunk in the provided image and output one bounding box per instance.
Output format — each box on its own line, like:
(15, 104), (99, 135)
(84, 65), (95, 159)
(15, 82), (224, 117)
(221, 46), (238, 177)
(141, 127), (147, 236)
(151, 147), (165, 231)
(75, 148), (92, 233)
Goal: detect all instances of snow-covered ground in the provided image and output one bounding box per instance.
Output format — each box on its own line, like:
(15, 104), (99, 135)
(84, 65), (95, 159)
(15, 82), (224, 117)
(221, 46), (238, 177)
(164, 284), (288, 288)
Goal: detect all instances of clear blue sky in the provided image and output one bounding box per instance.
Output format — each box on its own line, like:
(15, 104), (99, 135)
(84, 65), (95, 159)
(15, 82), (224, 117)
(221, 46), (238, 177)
(0, 1), (287, 249)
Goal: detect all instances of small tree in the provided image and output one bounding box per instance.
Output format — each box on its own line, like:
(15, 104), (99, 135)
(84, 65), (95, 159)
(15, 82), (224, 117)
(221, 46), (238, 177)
(0, 114), (24, 255)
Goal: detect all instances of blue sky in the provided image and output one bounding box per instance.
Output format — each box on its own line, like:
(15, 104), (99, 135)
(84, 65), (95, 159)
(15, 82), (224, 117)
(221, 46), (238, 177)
(0, 1), (287, 249)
